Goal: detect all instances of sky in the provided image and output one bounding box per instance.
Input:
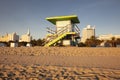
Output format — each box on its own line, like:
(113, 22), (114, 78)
(0, 0), (120, 39)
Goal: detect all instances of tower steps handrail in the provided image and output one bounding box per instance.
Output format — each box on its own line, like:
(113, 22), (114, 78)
(57, 24), (70, 32)
(57, 24), (70, 36)
(74, 24), (80, 34)
(44, 24), (70, 45)
(46, 27), (56, 34)
(44, 24), (80, 46)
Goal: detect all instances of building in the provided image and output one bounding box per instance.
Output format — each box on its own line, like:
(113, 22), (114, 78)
(97, 34), (120, 41)
(0, 32), (19, 47)
(0, 29), (32, 47)
(19, 29), (32, 47)
(19, 29), (32, 42)
(44, 15), (80, 47)
(81, 25), (95, 43)
(0, 32), (19, 42)
(10, 42), (18, 47)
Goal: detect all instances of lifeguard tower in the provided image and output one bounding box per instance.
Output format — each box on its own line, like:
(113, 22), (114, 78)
(44, 15), (80, 47)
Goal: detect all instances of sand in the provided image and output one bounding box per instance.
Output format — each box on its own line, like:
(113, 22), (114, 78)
(0, 47), (120, 80)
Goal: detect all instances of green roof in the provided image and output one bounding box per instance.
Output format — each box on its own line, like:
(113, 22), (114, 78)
(46, 15), (80, 25)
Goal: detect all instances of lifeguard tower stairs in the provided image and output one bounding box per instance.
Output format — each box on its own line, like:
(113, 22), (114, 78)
(44, 15), (80, 47)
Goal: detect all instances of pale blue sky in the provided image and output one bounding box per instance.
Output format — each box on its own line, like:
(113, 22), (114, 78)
(0, 0), (120, 39)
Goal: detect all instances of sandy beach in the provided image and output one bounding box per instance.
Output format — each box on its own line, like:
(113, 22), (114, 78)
(0, 47), (120, 80)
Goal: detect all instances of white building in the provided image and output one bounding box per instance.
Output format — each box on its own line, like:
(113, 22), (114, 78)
(10, 42), (18, 47)
(0, 32), (19, 42)
(81, 25), (95, 43)
(8, 32), (19, 42)
(97, 34), (120, 41)
(19, 29), (32, 42)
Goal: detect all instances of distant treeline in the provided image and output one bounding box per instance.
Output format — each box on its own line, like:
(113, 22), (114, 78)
(31, 36), (120, 47)
(0, 38), (45, 47)
(78, 36), (120, 47)
(0, 36), (120, 47)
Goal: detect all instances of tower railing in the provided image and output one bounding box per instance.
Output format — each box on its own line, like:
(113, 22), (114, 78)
(56, 24), (70, 36)
(47, 27), (56, 34)
(44, 24), (80, 45)
(74, 24), (80, 35)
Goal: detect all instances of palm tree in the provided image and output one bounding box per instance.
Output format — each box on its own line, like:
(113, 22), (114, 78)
(115, 38), (120, 47)
(111, 37), (116, 47)
(85, 36), (102, 47)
